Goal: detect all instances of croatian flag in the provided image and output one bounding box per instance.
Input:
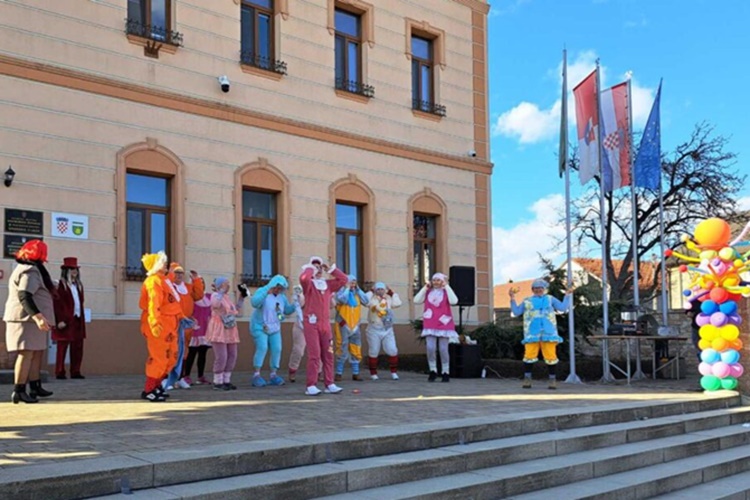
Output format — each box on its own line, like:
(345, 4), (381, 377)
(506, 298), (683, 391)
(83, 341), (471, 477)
(599, 82), (632, 192)
(573, 70), (599, 186)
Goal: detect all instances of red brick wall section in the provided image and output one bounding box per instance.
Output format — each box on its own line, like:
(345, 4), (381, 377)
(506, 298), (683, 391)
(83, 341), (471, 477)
(739, 298), (750, 395)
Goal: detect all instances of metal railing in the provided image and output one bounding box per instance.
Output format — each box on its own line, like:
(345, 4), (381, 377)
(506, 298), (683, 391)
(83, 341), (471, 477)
(240, 51), (288, 75)
(125, 18), (183, 46)
(335, 78), (375, 98)
(412, 99), (447, 117)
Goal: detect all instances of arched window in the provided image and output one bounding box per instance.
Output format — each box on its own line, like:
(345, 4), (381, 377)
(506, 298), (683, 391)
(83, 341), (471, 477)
(329, 175), (375, 285)
(235, 159), (290, 286)
(408, 189), (448, 294)
(115, 139), (185, 314)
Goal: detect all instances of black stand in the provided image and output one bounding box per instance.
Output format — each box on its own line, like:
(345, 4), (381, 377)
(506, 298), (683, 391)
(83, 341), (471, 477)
(458, 305), (464, 333)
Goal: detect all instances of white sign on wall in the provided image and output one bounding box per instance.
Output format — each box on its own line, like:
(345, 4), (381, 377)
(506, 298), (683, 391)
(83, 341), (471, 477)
(51, 212), (89, 239)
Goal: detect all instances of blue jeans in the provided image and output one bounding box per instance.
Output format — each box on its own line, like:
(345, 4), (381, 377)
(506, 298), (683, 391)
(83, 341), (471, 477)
(166, 319), (193, 386)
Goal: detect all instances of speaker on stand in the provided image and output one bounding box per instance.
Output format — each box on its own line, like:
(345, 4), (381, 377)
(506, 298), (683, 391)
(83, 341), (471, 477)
(449, 265), (475, 332)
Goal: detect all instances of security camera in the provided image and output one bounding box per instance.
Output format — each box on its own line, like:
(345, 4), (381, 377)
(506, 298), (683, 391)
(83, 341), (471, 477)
(218, 75), (230, 93)
(468, 150), (477, 158)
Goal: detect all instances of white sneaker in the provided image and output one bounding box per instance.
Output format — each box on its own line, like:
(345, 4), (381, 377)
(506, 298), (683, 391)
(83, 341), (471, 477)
(370, 374), (379, 381)
(164, 385), (175, 392)
(177, 378), (191, 389)
(305, 386), (322, 396)
(391, 373), (399, 380)
(324, 384), (343, 394)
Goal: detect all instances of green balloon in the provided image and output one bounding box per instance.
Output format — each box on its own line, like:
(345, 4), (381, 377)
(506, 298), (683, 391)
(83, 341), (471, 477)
(721, 377), (738, 390)
(701, 375), (722, 391)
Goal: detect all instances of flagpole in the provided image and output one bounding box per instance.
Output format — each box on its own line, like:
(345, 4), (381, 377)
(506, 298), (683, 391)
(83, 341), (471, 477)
(658, 187), (669, 327)
(561, 48), (581, 384)
(628, 78), (640, 309)
(596, 60), (614, 383)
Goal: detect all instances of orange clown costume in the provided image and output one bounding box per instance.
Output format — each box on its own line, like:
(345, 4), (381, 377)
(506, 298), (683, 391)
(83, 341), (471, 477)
(164, 263), (205, 388)
(139, 251), (184, 402)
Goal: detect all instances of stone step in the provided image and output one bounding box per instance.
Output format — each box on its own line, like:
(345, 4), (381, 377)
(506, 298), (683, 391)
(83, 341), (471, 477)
(320, 429), (750, 500)
(93, 407), (750, 500)
(1, 395), (740, 500)
(505, 445), (750, 500)
(652, 470), (750, 500)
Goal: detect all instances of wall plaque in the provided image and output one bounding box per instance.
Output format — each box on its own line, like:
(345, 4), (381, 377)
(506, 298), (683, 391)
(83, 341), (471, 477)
(3, 235), (42, 259)
(4, 209), (43, 235)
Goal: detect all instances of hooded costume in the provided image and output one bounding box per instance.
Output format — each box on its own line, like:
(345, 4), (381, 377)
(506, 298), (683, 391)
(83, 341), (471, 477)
(298, 256), (348, 394)
(333, 275), (368, 380)
(413, 272), (459, 382)
(138, 251), (183, 402)
(509, 278), (571, 389)
(206, 276), (245, 389)
(250, 274), (296, 386)
(365, 282), (402, 380)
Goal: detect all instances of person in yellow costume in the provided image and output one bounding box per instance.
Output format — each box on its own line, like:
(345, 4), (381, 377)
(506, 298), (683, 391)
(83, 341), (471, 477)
(333, 275), (368, 381)
(139, 251), (184, 402)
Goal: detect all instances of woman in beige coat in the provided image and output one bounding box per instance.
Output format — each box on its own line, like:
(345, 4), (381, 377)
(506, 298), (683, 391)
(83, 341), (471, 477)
(3, 239), (56, 404)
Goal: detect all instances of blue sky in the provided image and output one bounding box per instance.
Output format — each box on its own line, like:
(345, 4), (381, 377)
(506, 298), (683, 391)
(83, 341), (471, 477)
(487, 0), (750, 285)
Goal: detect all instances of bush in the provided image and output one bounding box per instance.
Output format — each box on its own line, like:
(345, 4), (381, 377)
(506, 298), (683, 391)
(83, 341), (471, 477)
(468, 322), (524, 360)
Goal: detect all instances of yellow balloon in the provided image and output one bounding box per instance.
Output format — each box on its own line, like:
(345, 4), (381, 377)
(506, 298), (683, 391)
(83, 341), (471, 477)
(698, 339), (711, 350)
(724, 277), (739, 287)
(700, 250), (718, 261)
(712, 338), (728, 351)
(735, 259), (744, 268)
(718, 247), (735, 262)
(721, 324), (740, 341)
(699, 324), (718, 340)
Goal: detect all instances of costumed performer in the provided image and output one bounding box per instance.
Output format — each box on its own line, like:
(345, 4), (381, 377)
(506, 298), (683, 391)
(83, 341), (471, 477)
(333, 275), (368, 381)
(298, 256), (348, 395)
(206, 277), (247, 391)
(250, 274), (296, 387)
(52, 256), (86, 380)
(365, 281), (402, 380)
(183, 291), (212, 385)
(414, 273), (458, 382)
(509, 278), (572, 389)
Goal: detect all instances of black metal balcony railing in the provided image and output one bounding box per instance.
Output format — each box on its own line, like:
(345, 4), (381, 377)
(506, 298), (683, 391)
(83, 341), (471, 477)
(240, 51), (288, 75)
(123, 266), (146, 281)
(412, 99), (447, 117)
(125, 18), (183, 46)
(240, 273), (272, 287)
(335, 77), (375, 98)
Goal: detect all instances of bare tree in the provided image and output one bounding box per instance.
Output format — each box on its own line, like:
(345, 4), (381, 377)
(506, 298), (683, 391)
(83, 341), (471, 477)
(563, 122), (745, 301)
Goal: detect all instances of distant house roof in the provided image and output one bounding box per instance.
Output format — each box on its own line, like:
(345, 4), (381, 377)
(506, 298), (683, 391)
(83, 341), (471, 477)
(493, 279), (535, 309)
(571, 257), (660, 290)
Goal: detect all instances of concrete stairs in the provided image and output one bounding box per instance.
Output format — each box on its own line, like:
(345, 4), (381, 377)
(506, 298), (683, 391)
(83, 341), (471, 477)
(3, 394), (749, 499)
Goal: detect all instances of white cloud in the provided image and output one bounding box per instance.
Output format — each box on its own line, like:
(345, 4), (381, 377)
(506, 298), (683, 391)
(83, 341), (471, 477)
(492, 194), (567, 284)
(494, 51), (657, 144)
(738, 196), (750, 211)
(492, 100), (561, 143)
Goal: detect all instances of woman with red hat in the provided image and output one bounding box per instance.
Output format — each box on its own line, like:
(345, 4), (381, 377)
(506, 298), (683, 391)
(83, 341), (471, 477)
(2, 239), (56, 403)
(52, 256), (86, 380)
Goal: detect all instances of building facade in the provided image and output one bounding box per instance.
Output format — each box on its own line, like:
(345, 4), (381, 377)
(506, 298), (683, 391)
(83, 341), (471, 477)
(0, 0), (492, 374)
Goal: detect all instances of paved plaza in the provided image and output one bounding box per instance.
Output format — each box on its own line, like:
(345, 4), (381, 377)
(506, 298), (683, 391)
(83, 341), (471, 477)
(0, 370), (714, 472)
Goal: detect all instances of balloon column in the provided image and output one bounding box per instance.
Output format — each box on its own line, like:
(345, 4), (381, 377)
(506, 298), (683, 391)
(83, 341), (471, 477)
(667, 218), (750, 391)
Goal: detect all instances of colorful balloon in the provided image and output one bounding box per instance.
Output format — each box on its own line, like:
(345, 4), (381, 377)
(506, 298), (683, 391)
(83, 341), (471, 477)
(701, 349), (720, 364)
(730, 364), (744, 378)
(709, 288), (729, 304)
(712, 362), (731, 378)
(721, 349), (740, 364)
(720, 324), (740, 341)
(721, 377), (738, 390)
(693, 218), (731, 250)
(698, 339), (711, 350)
(699, 324), (717, 340)
(711, 338), (728, 352)
(698, 362), (713, 376)
(696, 314), (711, 327)
(719, 301), (738, 315)
(701, 375), (722, 391)
(710, 312), (728, 327)
(701, 300), (719, 315)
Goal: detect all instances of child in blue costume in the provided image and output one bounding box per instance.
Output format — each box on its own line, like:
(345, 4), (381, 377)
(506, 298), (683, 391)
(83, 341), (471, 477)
(250, 275), (296, 387)
(509, 278), (573, 389)
(333, 275), (369, 381)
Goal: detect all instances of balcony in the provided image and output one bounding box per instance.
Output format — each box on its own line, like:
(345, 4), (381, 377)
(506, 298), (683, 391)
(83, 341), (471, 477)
(125, 18), (183, 47)
(335, 78), (375, 99)
(412, 99), (447, 118)
(123, 266), (146, 282)
(240, 51), (288, 77)
(240, 273), (272, 287)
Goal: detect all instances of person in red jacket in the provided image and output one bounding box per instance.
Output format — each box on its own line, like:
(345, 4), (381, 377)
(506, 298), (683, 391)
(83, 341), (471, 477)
(52, 257), (86, 379)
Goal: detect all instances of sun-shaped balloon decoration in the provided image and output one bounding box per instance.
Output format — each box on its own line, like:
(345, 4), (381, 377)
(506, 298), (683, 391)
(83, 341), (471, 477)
(667, 218), (750, 391)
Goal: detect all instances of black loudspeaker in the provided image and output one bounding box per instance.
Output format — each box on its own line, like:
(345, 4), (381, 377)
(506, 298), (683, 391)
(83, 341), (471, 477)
(449, 265), (475, 307)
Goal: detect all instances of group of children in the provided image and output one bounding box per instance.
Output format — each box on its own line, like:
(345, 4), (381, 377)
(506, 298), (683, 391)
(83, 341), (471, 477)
(138, 250), (573, 401)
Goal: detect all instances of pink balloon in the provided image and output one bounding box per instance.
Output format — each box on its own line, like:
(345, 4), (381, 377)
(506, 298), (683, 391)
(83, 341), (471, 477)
(730, 364), (745, 378)
(698, 362), (713, 376)
(710, 312), (728, 327)
(696, 314), (711, 327)
(712, 362), (731, 378)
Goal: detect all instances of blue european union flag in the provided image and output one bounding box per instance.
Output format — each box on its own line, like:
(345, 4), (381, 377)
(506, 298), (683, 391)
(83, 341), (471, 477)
(633, 81), (662, 190)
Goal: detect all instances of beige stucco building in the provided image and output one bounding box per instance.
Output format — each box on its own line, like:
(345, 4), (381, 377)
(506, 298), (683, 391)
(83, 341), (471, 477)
(0, 0), (493, 374)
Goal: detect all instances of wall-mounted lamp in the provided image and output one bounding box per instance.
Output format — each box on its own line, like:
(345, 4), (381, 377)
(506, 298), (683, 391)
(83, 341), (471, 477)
(4, 166), (15, 187)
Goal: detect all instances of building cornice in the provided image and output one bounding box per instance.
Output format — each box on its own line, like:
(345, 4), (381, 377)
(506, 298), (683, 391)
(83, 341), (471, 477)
(452, 0), (491, 14)
(0, 54), (493, 175)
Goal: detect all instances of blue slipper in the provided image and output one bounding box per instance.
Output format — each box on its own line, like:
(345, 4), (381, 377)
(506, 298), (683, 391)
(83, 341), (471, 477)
(269, 375), (285, 386)
(252, 375), (267, 387)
